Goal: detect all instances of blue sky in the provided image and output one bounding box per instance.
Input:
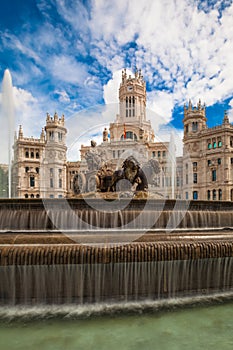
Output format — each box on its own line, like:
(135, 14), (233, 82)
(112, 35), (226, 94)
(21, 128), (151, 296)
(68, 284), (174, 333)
(0, 0), (233, 160)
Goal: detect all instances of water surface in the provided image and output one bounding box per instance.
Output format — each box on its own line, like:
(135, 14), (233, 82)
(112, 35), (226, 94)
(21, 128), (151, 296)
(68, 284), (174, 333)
(0, 296), (232, 350)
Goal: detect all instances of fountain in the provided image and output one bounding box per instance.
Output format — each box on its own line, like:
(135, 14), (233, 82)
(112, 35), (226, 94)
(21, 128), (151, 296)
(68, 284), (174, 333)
(167, 131), (176, 199)
(0, 70), (232, 307)
(0, 197), (233, 304)
(1, 69), (15, 198)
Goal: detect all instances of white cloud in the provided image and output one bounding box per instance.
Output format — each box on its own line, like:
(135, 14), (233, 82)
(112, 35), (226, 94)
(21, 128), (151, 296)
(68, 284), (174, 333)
(228, 98), (233, 122)
(0, 83), (44, 163)
(2, 0), (233, 149)
(88, 0), (233, 111)
(147, 90), (174, 127)
(103, 69), (132, 104)
(54, 90), (70, 103)
(49, 55), (89, 84)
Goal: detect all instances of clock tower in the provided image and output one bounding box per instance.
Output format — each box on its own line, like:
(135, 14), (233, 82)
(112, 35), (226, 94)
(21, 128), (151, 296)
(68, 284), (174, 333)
(109, 68), (154, 142)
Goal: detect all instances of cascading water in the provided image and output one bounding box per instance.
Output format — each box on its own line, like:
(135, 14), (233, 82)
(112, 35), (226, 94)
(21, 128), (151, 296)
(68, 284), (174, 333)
(0, 258), (232, 305)
(1, 70), (15, 198)
(0, 198), (233, 304)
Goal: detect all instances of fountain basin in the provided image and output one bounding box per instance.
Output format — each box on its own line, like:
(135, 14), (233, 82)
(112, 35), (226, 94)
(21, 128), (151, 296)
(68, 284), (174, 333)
(0, 199), (233, 304)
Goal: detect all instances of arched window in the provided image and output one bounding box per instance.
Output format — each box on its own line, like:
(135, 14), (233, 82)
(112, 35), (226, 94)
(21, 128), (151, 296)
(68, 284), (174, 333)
(31, 194), (34, 198)
(25, 194), (28, 198)
(207, 190), (211, 200)
(31, 151), (34, 158)
(208, 143), (212, 149)
(213, 141), (217, 149)
(125, 96), (135, 118)
(25, 151), (29, 158)
(36, 152), (40, 159)
(218, 141), (222, 147)
(192, 122), (198, 132)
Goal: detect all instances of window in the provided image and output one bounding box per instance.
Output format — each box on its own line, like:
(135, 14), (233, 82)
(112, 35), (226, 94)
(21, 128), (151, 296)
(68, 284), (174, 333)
(30, 176), (35, 187)
(185, 192), (189, 200)
(230, 137), (233, 147)
(208, 143), (212, 149)
(163, 151), (166, 157)
(125, 96), (135, 118)
(158, 151), (161, 158)
(58, 132), (62, 141)
(113, 150), (115, 158)
(50, 178), (53, 188)
(152, 151), (155, 158)
(193, 173), (197, 184)
(207, 190), (211, 200)
(213, 189), (216, 200)
(59, 169), (62, 176)
(193, 162), (197, 168)
(219, 189), (222, 200)
(25, 167), (29, 173)
(212, 170), (217, 181)
(231, 158), (233, 164)
(36, 152), (40, 159)
(59, 179), (62, 188)
(31, 194), (34, 198)
(193, 191), (198, 200)
(192, 122), (198, 132)
(36, 167), (39, 174)
(218, 158), (221, 165)
(36, 194), (40, 198)
(49, 131), (54, 140)
(213, 141), (217, 149)
(218, 141), (222, 147)
(186, 174), (188, 185)
(25, 194), (28, 199)
(120, 131), (137, 140)
(50, 194), (54, 198)
(185, 125), (189, 133)
(25, 151), (29, 158)
(50, 168), (53, 177)
(31, 151), (34, 158)
(58, 195), (63, 198)
(208, 160), (211, 166)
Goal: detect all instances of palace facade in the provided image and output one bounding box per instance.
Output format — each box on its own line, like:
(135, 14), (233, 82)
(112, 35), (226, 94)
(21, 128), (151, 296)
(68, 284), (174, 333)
(11, 69), (233, 201)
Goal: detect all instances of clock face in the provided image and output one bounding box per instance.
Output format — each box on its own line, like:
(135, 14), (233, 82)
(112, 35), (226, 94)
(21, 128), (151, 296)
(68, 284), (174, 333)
(127, 85), (133, 91)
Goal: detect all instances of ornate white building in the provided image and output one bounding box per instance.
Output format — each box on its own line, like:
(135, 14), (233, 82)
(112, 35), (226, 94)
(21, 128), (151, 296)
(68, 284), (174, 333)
(11, 69), (233, 201)
(12, 113), (67, 198)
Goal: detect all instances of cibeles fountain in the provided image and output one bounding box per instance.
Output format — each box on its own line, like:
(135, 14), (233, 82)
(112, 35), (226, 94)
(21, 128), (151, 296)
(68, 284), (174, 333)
(0, 69), (233, 306)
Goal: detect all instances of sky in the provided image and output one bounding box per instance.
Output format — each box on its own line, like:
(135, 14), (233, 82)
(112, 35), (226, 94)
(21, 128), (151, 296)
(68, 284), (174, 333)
(0, 0), (233, 161)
